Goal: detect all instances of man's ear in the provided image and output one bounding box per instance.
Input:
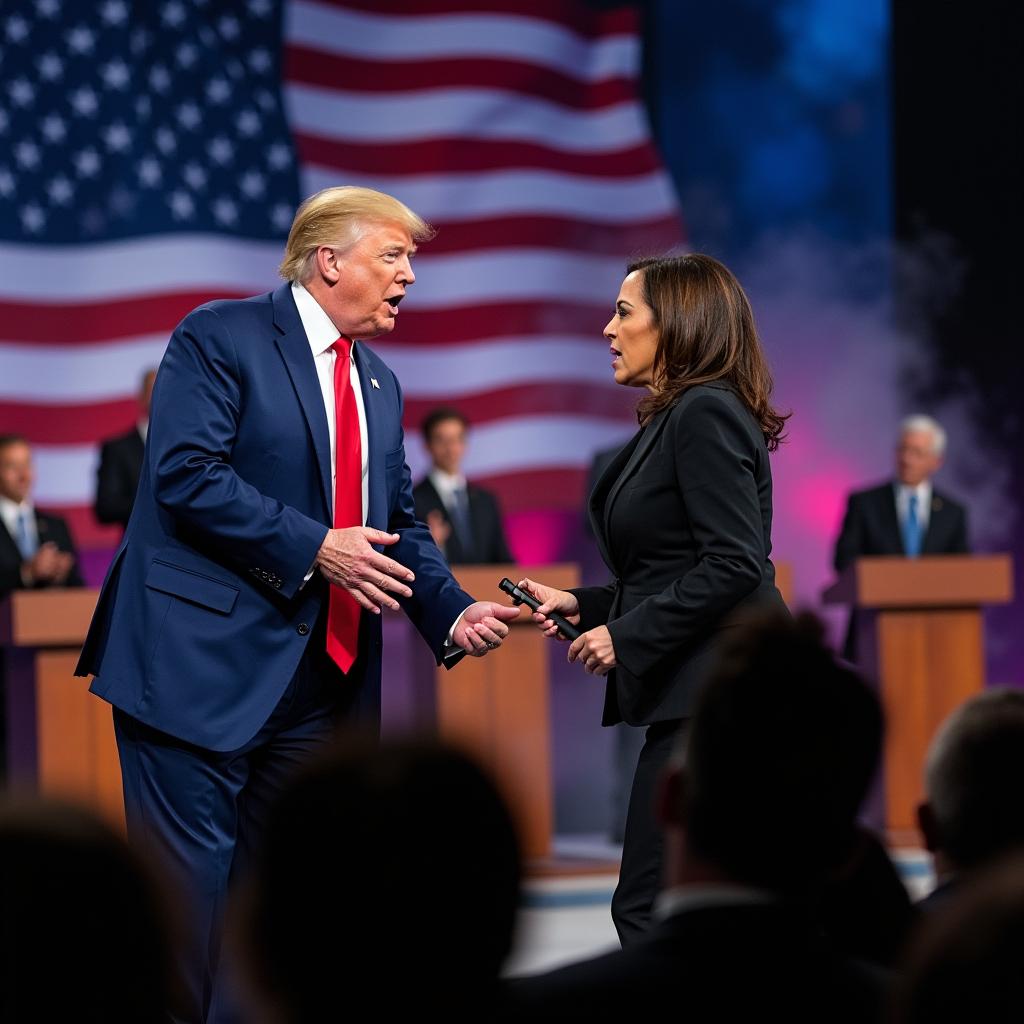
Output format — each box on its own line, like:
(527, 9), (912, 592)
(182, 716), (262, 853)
(657, 763), (688, 829)
(314, 245), (340, 284)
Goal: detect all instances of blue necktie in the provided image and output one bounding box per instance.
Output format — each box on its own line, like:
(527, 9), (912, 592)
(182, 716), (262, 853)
(903, 493), (922, 557)
(14, 508), (36, 559)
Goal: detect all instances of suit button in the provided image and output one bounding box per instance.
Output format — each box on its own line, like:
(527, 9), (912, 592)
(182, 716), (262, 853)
(274, 580), (282, 589)
(297, 623), (310, 636)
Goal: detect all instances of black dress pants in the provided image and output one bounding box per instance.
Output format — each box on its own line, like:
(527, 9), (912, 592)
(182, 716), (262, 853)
(611, 718), (685, 945)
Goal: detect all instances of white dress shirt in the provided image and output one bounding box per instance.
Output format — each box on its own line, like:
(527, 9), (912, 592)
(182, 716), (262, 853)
(291, 284), (468, 646)
(895, 480), (932, 535)
(428, 467), (468, 515)
(291, 282), (370, 523)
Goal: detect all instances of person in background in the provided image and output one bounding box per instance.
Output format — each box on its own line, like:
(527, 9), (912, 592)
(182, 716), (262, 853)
(413, 407), (514, 565)
(0, 434), (83, 597)
(0, 797), (178, 1022)
(916, 688), (1024, 912)
(834, 414), (968, 570)
(239, 737), (521, 1022)
(94, 367), (157, 531)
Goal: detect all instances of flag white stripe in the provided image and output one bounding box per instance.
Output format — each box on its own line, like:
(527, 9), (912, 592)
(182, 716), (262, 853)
(286, 2), (639, 79)
(0, 336), (169, 401)
(0, 237), (282, 302)
(286, 84), (650, 150)
(380, 338), (612, 394)
(33, 416), (635, 505)
(2, 335), (620, 403)
(0, 245), (625, 315)
(300, 166), (678, 223)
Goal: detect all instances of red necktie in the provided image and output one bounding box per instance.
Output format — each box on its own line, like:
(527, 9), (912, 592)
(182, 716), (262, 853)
(326, 336), (362, 673)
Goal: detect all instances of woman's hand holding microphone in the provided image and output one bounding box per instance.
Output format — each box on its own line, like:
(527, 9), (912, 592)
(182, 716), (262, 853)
(516, 578), (617, 676)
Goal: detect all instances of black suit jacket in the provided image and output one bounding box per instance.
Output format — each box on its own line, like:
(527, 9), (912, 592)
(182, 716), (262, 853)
(0, 509), (84, 597)
(834, 481), (968, 571)
(94, 427), (145, 529)
(573, 383), (786, 727)
(502, 902), (886, 1023)
(412, 477), (513, 565)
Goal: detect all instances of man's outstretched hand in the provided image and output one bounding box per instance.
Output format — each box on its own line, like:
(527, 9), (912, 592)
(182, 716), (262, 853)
(453, 601), (522, 656)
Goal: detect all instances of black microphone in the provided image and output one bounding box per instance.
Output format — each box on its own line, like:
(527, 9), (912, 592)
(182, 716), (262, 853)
(498, 577), (581, 642)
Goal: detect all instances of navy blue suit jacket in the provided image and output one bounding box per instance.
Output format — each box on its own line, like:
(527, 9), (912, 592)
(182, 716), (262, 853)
(76, 284), (472, 752)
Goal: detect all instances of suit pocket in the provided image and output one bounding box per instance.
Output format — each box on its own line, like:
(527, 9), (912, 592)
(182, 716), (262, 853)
(145, 559), (240, 614)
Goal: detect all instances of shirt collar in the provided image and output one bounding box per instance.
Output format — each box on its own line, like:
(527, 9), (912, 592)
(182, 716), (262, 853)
(429, 468), (467, 499)
(291, 282), (353, 360)
(896, 479), (932, 504)
(0, 495), (33, 523)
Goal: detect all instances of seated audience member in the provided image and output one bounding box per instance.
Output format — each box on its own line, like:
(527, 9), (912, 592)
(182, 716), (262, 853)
(94, 367), (156, 530)
(834, 414), (968, 570)
(0, 797), (177, 1022)
(504, 613), (887, 1023)
(0, 434), (84, 597)
(240, 737), (521, 1022)
(413, 407), (514, 564)
(917, 688), (1024, 911)
(893, 853), (1024, 1023)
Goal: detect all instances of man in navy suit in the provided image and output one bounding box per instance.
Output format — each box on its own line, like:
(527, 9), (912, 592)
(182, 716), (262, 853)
(834, 414), (968, 570)
(76, 187), (519, 1023)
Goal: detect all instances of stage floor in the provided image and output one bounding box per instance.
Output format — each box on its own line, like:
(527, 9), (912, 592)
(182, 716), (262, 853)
(505, 835), (936, 977)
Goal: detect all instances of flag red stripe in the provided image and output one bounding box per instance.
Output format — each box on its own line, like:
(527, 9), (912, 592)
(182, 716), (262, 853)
(0, 400), (139, 444)
(294, 133), (659, 177)
(3, 383), (632, 446)
(285, 47), (636, 106)
(301, 0), (637, 35)
(0, 291), (249, 346)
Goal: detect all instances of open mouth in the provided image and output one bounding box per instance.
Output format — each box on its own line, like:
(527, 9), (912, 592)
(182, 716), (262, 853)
(610, 347), (621, 358)
(385, 295), (403, 309)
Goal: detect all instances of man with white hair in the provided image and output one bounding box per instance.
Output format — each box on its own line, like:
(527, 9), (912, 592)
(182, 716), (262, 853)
(834, 414), (968, 571)
(75, 186), (520, 1023)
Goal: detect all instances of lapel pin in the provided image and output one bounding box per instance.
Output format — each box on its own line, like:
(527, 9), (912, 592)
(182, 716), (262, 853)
(371, 378), (380, 389)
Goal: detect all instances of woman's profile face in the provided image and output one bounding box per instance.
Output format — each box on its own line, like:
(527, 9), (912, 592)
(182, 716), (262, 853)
(604, 271), (660, 391)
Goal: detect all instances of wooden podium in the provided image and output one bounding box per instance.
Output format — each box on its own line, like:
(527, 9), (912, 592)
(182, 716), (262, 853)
(0, 589), (124, 827)
(823, 555), (1013, 839)
(438, 564), (578, 862)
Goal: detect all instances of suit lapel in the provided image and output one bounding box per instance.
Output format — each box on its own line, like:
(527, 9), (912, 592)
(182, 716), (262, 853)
(922, 492), (948, 553)
(602, 405), (674, 534)
(883, 484), (905, 554)
(587, 424), (646, 570)
(353, 341), (387, 531)
(271, 285), (333, 517)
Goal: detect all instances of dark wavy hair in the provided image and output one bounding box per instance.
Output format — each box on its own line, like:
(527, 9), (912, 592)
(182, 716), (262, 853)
(627, 254), (789, 450)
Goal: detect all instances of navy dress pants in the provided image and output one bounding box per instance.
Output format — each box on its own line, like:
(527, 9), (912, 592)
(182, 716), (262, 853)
(113, 612), (360, 1024)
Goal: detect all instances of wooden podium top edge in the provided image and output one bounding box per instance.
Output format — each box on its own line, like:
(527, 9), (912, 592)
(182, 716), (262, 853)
(822, 554), (1014, 608)
(0, 589), (99, 648)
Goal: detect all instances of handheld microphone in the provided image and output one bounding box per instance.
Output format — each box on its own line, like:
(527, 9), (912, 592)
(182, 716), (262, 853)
(498, 577), (581, 642)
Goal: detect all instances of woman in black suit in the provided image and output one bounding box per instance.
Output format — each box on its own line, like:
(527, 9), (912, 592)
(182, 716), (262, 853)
(520, 254), (788, 943)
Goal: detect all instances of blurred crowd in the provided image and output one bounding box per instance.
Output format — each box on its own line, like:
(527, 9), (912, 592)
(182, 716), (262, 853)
(2, 609), (1022, 1022)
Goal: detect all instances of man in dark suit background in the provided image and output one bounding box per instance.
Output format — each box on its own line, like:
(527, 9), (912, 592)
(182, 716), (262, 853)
(0, 434), (83, 597)
(93, 368), (156, 531)
(504, 613), (887, 1022)
(835, 414), (968, 570)
(413, 407), (514, 564)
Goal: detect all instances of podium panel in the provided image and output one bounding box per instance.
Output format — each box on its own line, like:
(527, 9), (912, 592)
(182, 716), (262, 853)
(825, 554), (1013, 839)
(1, 590), (124, 829)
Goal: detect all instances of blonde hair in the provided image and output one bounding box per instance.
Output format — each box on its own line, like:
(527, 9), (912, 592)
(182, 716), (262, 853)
(278, 186), (435, 283)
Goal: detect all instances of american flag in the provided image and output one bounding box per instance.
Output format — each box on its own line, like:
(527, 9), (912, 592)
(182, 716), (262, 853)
(0, 0), (681, 567)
